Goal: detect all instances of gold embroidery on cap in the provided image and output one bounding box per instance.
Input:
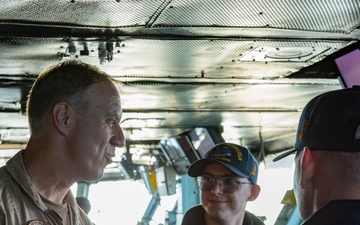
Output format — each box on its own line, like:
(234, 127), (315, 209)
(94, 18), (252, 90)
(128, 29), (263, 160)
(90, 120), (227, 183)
(213, 156), (231, 162)
(298, 119), (309, 140)
(251, 164), (257, 176)
(228, 143), (243, 161)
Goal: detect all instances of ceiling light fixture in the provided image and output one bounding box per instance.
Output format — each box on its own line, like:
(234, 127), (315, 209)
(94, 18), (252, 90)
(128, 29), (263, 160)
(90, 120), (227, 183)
(239, 46), (330, 62)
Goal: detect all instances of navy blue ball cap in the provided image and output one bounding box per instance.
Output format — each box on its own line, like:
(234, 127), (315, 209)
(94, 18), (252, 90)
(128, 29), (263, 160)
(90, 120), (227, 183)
(273, 86), (360, 162)
(187, 143), (259, 185)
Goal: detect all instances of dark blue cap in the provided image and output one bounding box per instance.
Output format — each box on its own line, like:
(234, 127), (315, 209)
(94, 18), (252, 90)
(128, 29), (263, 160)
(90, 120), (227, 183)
(188, 143), (259, 184)
(273, 86), (360, 162)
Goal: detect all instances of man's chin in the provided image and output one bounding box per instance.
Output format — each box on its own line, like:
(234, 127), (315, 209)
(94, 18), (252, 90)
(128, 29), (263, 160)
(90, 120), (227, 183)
(82, 170), (105, 182)
(95, 171), (106, 181)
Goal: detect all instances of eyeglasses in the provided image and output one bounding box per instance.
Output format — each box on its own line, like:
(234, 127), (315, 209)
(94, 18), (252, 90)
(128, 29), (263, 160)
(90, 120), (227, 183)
(196, 175), (252, 193)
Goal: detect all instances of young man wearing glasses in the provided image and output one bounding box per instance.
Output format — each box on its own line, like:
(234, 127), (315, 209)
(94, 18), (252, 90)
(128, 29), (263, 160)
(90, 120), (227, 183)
(181, 143), (264, 225)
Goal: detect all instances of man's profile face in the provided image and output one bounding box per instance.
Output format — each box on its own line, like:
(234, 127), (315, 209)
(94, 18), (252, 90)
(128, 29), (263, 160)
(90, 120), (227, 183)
(68, 81), (125, 181)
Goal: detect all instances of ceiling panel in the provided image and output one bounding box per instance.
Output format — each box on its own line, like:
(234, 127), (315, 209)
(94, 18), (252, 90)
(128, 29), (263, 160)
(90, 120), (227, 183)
(155, 0), (359, 32)
(0, 0), (358, 162)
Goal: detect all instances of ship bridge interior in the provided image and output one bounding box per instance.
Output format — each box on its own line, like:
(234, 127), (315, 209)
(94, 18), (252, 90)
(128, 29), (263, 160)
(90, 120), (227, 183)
(0, 1), (359, 225)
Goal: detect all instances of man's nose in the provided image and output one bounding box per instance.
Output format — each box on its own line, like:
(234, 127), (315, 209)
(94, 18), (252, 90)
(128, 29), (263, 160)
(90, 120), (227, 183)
(111, 123), (126, 148)
(211, 179), (224, 195)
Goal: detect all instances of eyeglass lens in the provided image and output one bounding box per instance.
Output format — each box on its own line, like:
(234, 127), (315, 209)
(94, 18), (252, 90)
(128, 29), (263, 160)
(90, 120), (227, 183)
(196, 176), (249, 193)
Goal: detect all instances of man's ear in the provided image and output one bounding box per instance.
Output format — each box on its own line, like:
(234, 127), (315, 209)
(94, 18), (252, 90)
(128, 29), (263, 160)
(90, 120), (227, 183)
(52, 102), (73, 136)
(248, 184), (261, 201)
(300, 146), (315, 189)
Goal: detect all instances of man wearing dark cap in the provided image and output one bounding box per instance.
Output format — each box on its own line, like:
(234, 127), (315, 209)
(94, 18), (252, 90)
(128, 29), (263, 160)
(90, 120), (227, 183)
(181, 142), (264, 225)
(273, 86), (360, 224)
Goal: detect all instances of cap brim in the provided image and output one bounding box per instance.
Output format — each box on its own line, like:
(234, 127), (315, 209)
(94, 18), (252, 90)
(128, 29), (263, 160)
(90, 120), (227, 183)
(188, 159), (251, 181)
(188, 159), (221, 177)
(272, 148), (298, 162)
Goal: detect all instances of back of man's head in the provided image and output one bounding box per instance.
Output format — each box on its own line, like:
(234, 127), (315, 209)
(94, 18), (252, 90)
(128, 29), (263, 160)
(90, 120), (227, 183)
(274, 86), (360, 161)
